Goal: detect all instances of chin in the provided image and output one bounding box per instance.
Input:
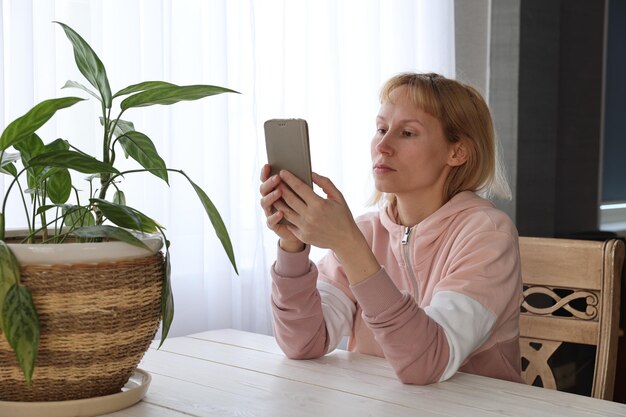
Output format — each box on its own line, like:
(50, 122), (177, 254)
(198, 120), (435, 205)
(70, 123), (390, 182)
(374, 180), (396, 193)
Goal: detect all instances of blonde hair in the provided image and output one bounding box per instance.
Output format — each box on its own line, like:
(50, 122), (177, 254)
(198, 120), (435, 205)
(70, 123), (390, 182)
(370, 72), (511, 206)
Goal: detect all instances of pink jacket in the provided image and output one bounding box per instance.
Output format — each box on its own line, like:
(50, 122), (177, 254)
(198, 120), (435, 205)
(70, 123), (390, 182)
(271, 191), (524, 385)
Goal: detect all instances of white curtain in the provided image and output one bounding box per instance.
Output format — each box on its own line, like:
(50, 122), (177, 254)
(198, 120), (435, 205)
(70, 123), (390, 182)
(0, 0), (455, 337)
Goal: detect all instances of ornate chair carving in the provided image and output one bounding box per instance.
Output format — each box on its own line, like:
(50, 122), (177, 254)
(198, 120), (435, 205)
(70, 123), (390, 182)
(518, 237), (625, 400)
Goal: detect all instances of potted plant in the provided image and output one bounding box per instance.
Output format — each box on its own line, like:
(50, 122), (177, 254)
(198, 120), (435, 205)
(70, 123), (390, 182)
(0, 22), (238, 402)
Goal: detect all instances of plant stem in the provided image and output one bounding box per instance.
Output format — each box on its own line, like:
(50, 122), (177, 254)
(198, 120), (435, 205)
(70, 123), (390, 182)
(0, 167), (36, 239)
(39, 181), (48, 242)
(102, 107), (110, 165)
(73, 186), (81, 206)
(96, 108), (113, 225)
(15, 179), (33, 234)
(25, 210), (79, 244)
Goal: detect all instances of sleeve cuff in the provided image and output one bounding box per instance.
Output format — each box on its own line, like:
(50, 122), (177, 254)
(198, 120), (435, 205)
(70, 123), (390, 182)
(274, 242), (312, 277)
(349, 267), (404, 317)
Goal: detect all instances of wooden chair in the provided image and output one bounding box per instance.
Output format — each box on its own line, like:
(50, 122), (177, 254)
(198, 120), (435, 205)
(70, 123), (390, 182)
(518, 237), (625, 400)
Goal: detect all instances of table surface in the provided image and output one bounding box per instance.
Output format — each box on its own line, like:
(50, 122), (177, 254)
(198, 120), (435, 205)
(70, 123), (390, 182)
(106, 329), (626, 417)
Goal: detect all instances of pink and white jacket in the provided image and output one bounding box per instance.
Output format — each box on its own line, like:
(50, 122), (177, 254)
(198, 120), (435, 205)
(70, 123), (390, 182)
(270, 191), (524, 385)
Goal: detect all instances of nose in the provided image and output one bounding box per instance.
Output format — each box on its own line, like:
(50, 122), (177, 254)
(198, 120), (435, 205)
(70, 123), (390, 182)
(373, 132), (393, 156)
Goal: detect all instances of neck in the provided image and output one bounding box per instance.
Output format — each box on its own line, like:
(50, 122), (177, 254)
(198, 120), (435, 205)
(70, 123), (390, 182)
(394, 192), (447, 227)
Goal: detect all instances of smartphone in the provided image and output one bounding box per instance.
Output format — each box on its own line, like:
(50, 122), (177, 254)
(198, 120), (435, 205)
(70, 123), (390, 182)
(264, 118), (313, 187)
(264, 118), (313, 224)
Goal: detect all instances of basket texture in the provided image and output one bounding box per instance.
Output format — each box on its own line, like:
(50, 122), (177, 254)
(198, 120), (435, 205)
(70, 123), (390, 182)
(0, 252), (164, 402)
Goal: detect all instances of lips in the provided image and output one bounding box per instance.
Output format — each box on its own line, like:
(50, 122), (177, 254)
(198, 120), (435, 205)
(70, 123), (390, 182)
(373, 163), (395, 173)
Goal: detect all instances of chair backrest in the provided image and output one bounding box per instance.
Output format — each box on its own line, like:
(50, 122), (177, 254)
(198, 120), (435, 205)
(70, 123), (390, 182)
(518, 237), (624, 400)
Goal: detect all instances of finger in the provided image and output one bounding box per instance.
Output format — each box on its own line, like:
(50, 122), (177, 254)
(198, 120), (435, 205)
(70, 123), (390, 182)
(273, 199), (299, 225)
(279, 170), (316, 202)
(266, 210), (284, 229)
(312, 172), (344, 202)
(260, 164), (271, 182)
(259, 173), (281, 197)
(277, 183), (308, 213)
(260, 188), (283, 215)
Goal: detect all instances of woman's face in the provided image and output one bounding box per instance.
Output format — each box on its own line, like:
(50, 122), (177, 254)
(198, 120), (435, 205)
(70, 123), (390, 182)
(371, 85), (457, 201)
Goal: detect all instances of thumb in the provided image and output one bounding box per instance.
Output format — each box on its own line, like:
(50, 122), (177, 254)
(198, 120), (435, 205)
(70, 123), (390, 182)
(312, 172), (344, 201)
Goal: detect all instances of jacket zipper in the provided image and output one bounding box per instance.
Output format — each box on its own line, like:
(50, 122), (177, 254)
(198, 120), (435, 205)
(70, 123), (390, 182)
(402, 226), (419, 300)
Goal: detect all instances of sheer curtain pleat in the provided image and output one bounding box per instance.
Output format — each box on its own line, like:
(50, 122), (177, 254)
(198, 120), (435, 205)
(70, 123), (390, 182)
(1, 0), (454, 337)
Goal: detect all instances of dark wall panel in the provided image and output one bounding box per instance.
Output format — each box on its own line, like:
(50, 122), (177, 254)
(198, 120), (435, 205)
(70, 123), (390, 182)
(516, 0), (560, 236)
(515, 0), (606, 237)
(554, 0), (605, 234)
(602, 0), (626, 203)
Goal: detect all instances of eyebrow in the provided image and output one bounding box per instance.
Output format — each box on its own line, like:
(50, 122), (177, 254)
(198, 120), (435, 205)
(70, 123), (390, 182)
(376, 115), (425, 128)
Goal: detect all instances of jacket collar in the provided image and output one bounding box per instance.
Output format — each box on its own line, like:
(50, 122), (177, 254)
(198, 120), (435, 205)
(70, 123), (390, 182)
(379, 191), (495, 266)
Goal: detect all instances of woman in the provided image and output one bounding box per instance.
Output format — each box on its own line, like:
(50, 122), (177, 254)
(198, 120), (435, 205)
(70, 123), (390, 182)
(259, 72), (523, 385)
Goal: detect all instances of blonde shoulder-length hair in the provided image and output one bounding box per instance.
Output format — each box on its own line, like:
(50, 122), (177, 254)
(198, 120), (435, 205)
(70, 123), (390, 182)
(370, 72), (511, 206)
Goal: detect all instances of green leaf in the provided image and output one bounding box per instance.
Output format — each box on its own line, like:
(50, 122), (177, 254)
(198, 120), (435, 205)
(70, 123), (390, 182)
(46, 169), (72, 204)
(121, 84), (239, 110)
(14, 134), (46, 194)
(70, 225), (150, 250)
(113, 119), (135, 136)
(113, 190), (126, 206)
(14, 134), (45, 165)
(28, 150), (120, 175)
(187, 178), (238, 274)
(158, 248), (174, 348)
(118, 131), (168, 183)
(0, 163), (17, 177)
(2, 283), (40, 385)
(62, 80), (101, 102)
(0, 241), (21, 334)
(99, 118), (134, 139)
(0, 152), (20, 167)
(0, 152), (19, 177)
(0, 97), (84, 151)
(113, 81), (177, 99)
(44, 138), (70, 152)
(55, 22), (112, 108)
(90, 198), (161, 234)
(63, 206), (96, 228)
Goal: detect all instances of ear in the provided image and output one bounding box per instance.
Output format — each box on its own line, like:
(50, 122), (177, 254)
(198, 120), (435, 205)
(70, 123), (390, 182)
(447, 141), (468, 167)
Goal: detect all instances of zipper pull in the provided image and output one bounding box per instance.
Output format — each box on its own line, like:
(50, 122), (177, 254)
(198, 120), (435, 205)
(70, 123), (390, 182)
(401, 226), (412, 245)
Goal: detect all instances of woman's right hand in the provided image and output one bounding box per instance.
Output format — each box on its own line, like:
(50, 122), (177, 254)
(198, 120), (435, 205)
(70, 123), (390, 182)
(259, 164), (305, 252)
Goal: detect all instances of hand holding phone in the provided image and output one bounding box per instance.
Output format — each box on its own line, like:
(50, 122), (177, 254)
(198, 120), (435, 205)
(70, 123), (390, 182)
(264, 118), (313, 224)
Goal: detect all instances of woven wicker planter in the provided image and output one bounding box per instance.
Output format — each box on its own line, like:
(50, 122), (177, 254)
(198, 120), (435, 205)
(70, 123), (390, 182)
(0, 232), (165, 402)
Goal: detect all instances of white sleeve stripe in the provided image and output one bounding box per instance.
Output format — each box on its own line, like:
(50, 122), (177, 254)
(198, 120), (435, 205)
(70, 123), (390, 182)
(423, 290), (496, 382)
(317, 281), (356, 353)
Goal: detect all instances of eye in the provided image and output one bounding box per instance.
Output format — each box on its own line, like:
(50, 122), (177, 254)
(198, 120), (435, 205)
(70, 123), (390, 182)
(376, 127), (387, 135)
(402, 130), (415, 137)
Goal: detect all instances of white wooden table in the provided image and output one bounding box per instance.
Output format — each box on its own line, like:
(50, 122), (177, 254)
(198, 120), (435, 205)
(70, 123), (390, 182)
(106, 329), (626, 417)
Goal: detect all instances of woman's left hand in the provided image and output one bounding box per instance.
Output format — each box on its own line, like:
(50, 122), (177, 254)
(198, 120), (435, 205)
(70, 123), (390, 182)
(275, 170), (361, 253)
